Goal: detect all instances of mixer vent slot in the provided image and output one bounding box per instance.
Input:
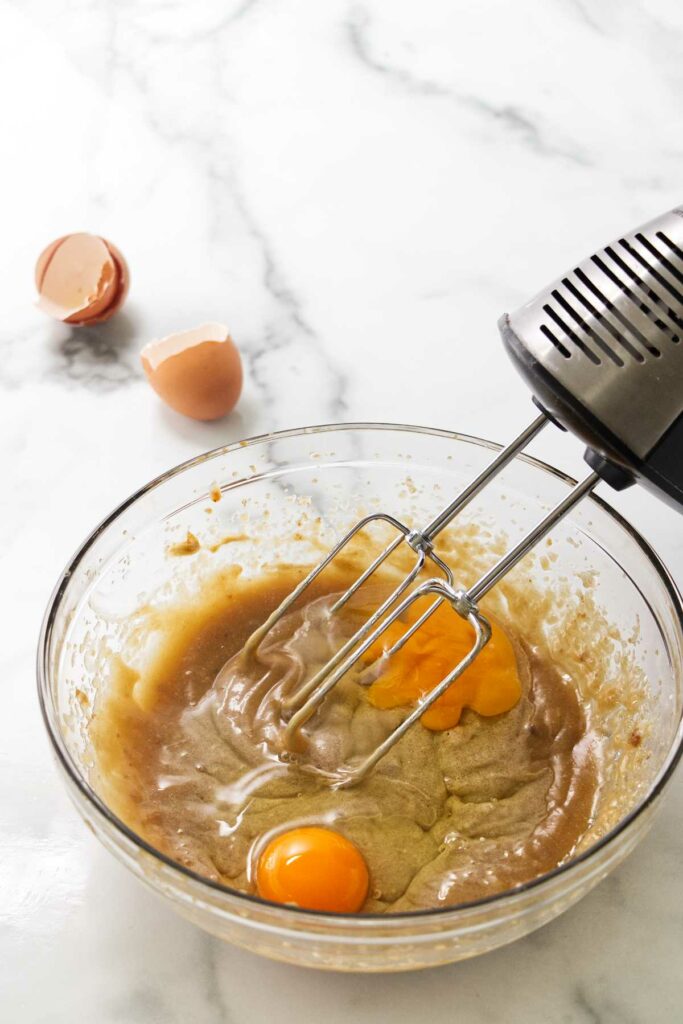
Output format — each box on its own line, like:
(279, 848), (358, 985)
(575, 263), (658, 359)
(567, 270), (645, 363)
(538, 223), (683, 365)
(619, 236), (683, 311)
(604, 245), (681, 344)
(656, 230), (683, 266)
(542, 298), (601, 364)
(539, 324), (571, 359)
(636, 232), (683, 285)
(550, 280), (626, 366)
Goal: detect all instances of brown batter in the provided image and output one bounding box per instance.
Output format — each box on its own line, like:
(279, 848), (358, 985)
(92, 566), (599, 912)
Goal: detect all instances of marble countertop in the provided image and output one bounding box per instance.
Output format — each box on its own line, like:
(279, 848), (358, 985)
(2, 0), (683, 1020)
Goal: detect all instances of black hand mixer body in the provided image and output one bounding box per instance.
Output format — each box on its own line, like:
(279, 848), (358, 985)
(500, 207), (683, 509)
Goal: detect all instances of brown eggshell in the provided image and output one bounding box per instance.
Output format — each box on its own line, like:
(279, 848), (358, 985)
(102, 240), (130, 312)
(35, 232), (129, 325)
(141, 323), (243, 421)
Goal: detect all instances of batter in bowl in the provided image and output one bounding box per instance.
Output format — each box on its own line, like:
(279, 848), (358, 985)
(92, 557), (601, 913)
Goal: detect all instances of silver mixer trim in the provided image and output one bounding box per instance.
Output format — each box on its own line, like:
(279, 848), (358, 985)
(507, 208), (683, 459)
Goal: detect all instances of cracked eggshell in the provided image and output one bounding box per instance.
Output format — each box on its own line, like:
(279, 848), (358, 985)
(35, 232), (129, 325)
(141, 323), (243, 421)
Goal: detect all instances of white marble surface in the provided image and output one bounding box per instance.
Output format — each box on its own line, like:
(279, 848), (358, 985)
(2, 0), (683, 1020)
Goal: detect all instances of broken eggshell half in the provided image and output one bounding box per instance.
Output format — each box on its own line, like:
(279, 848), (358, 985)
(35, 232), (130, 326)
(140, 323), (243, 421)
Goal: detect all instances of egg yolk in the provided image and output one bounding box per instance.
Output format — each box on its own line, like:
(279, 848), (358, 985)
(256, 827), (369, 913)
(362, 600), (521, 730)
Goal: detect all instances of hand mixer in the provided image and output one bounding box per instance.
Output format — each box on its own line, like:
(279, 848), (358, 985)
(247, 206), (683, 787)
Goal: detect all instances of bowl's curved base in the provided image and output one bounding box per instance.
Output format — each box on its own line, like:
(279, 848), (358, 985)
(73, 767), (662, 972)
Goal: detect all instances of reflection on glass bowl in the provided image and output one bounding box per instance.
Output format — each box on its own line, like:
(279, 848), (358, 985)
(38, 424), (683, 972)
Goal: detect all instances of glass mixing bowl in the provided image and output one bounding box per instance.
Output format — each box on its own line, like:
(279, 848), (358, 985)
(38, 424), (683, 972)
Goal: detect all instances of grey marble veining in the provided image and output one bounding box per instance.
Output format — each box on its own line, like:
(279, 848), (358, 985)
(345, 7), (592, 165)
(1, 0), (682, 1021)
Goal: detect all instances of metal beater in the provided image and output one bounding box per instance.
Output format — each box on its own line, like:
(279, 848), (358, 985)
(247, 206), (683, 786)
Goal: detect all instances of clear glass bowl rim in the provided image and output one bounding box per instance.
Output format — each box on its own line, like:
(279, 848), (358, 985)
(37, 420), (683, 925)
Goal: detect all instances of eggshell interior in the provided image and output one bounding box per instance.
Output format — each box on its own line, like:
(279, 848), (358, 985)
(37, 233), (118, 322)
(141, 323), (229, 370)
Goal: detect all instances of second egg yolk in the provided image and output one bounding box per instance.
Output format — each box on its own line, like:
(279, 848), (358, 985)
(362, 600), (521, 730)
(256, 827), (369, 913)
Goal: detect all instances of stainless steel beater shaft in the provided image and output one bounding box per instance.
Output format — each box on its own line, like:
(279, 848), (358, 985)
(246, 414), (548, 668)
(239, 414), (602, 784)
(287, 467), (599, 787)
(272, 413), (546, 711)
(243, 414), (545, 670)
